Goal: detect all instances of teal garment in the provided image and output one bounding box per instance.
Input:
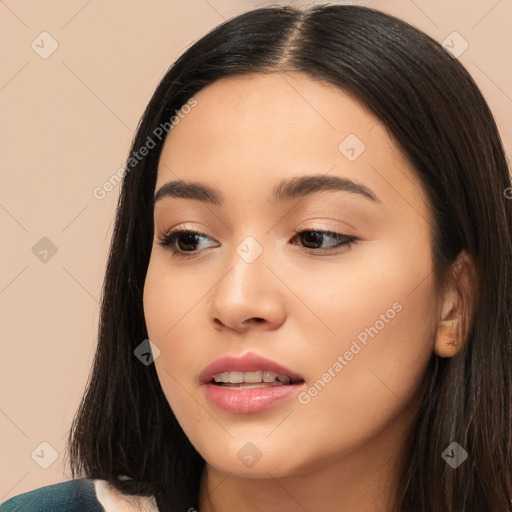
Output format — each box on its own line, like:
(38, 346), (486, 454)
(0, 479), (103, 512)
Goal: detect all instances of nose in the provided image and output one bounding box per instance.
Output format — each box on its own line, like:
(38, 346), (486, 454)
(208, 245), (287, 333)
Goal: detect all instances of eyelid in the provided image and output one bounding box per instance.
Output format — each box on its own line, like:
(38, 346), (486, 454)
(294, 216), (357, 233)
(157, 226), (218, 246)
(157, 222), (216, 241)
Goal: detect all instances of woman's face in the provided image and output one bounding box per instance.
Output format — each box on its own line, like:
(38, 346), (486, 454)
(143, 72), (439, 478)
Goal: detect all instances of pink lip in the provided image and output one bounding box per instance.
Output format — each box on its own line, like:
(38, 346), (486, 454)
(200, 352), (305, 415)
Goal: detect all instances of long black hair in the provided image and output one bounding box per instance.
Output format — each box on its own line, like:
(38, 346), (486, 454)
(67, 5), (512, 511)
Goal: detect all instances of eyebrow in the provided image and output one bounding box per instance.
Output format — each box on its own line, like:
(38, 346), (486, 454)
(153, 174), (379, 206)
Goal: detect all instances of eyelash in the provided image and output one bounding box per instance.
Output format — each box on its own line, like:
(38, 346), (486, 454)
(157, 228), (357, 258)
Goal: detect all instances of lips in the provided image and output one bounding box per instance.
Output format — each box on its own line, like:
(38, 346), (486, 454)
(199, 351), (304, 385)
(200, 352), (305, 414)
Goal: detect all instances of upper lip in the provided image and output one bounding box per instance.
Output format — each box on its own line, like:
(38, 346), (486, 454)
(199, 351), (304, 384)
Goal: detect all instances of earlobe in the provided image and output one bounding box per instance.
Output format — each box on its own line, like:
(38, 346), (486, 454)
(434, 319), (461, 358)
(433, 251), (476, 358)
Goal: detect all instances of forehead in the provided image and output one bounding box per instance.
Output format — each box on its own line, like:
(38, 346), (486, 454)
(155, 72), (429, 223)
(158, 72), (378, 174)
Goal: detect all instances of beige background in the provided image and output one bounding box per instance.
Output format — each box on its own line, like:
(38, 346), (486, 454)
(1, 0), (511, 502)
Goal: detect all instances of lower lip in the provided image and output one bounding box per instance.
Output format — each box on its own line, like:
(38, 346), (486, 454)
(204, 382), (303, 414)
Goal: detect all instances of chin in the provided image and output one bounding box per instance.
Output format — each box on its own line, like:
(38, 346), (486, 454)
(196, 437), (315, 479)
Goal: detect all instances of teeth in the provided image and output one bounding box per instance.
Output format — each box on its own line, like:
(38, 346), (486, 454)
(263, 371), (276, 383)
(213, 370), (293, 384)
(244, 371), (262, 383)
(229, 371), (244, 383)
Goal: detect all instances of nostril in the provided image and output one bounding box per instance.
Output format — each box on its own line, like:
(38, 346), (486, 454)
(244, 317), (265, 324)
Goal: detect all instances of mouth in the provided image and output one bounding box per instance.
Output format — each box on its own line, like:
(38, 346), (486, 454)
(200, 352), (305, 414)
(199, 351), (305, 387)
(211, 370), (304, 389)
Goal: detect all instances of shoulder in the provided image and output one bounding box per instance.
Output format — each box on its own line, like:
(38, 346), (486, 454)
(0, 478), (103, 511)
(1, 478), (159, 512)
(93, 479), (159, 511)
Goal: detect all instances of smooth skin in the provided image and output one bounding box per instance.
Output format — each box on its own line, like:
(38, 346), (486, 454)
(143, 72), (474, 512)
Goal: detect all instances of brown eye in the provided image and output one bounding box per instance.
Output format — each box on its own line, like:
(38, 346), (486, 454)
(291, 230), (356, 252)
(158, 229), (218, 256)
(174, 232), (202, 251)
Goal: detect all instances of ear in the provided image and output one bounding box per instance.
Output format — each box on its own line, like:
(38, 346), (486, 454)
(434, 250), (476, 358)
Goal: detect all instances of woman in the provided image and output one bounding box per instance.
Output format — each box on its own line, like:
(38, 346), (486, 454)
(2, 4), (511, 511)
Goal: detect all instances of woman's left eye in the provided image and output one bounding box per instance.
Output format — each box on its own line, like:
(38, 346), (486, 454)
(157, 228), (357, 257)
(290, 230), (357, 253)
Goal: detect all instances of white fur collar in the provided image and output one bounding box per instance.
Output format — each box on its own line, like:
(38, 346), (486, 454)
(93, 479), (158, 512)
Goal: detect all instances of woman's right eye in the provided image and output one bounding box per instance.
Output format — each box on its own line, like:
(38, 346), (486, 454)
(157, 229), (218, 257)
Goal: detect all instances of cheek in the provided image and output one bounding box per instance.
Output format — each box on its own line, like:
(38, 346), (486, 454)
(143, 254), (207, 342)
(143, 258), (174, 344)
(289, 240), (437, 446)
(142, 255), (210, 418)
(143, 257), (184, 380)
